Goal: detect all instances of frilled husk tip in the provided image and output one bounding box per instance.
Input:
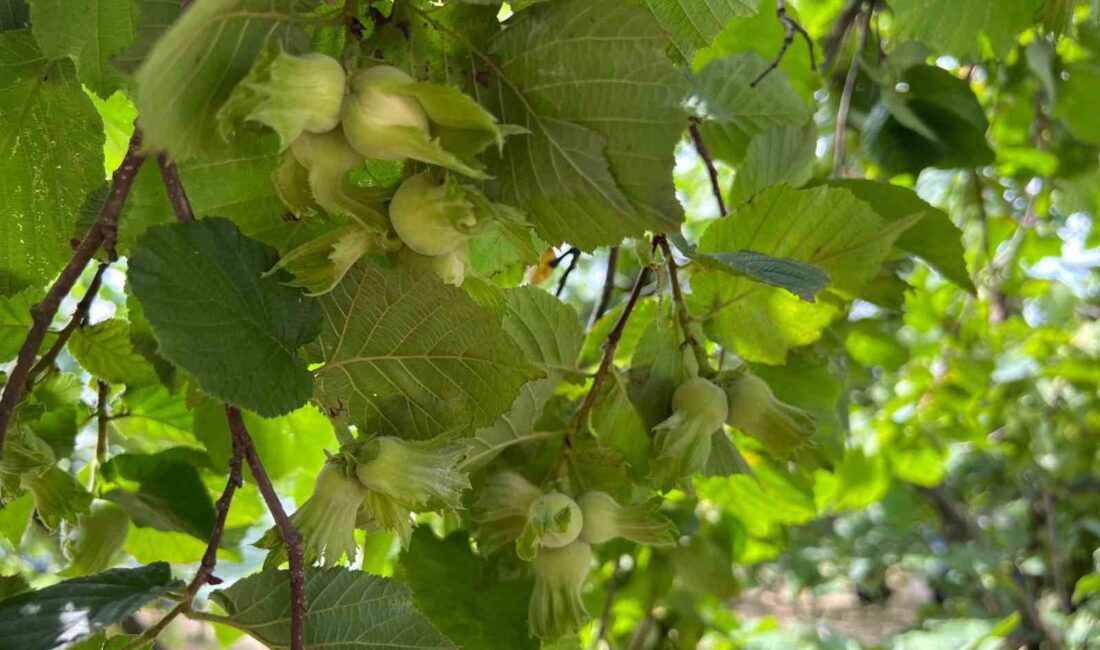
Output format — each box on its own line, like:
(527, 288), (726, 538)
(471, 471), (542, 554)
(577, 491), (677, 546)
(351, 433), (471, 511)
(529, 541), (593, 638)
(255, 461), (367, 568)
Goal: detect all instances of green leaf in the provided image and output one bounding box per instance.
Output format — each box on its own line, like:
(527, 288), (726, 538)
(482, 0), (688, 249)
(467, 287), (582, 467)
(208, 567), (456, 649)
(696, 251), (830, 303)
(588, 371), (651, 476)
(313, 261), (537, 440)
(129, 217), (321, 417)
(0, 492), (33, 549)
(111, 0), (178, 73)
(111, 385), (197, 448)
(70, 318), (159, 386)
(102, 448), (216, 540)
(0, 287), (37, 362)
(66, 631), (146, 650)
(692, 52), (812, 164)
(1058, 62), (1100, 145)
(823, 179), (973, 291)
(627, 316), (686, 429)
(123, 524), (209, 565)
(134, 0), (308, 159)
(499, 286), (583, 373)
(690, 184), (922, 364)
(121, 133), (321, 254)
(0, 31), (105, 295)
(728, 123), (815, 205)
(0, 574), (30, 601)
(1073, 571), (1100, 604)
(28, 0), (136, 96)
(579, 298), (658, 368)
(641, 0), (759, 63)
(863, 65), (993, 175)
(695, 0), (817, 98)
(399, 529), (536, 650)
(891, 0), (1041, 59)
(193, 401), (333, 481)
(0, 563), (181, 649)
(0, 0), (29, 31)
(696, 462), (816, 536)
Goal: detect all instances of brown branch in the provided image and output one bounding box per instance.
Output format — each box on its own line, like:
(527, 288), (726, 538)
(688, 119), (726, 217)
(124, 429), (246, 650)
(587, 247), (619, 331)
(823, 0), (865, 71)
(832, 7), (871, 177)
(570, 252), (653, 435)
(89, 379), (110, 491)
(655, 237), (709, 373)
(750, 0), (817, 87)
(26, 262), (110, 390)
(156, 153), (195, 223)
(593, 557), (623, 648)
(226, 406), (306, 650)
(95, 381), (109, 466)
(1044, 493), (1074, 614)
(554, 247), (581, 297)
(0, 130), (146, 458)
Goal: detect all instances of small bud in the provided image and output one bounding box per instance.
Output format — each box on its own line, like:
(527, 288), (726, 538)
(389, 173), (478, 256)
(529, 541), (593, 638)
(652, 377), (729, 485)
(721, 372), (816, 459)
(577, 491), (677, 546)
(255, 461), (367, 568)
(62, 500), (130, 577)
(219, 46), (346, 149)
(516, 491), (583, 561)
(471, 471), (542, 554)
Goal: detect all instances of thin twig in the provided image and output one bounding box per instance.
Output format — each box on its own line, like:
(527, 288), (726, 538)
(1044, 492), (1074, 614)
(26, 262), (110, 390)
(655, 237), (709, 373)
(124, 430), (246, 650)
(1007, 565), (1061, 650)
(823, 0), (865, 71)
(570, 256), (653, 436)
(627, 611), (656, 650)
(90, 379), (110, 490)
(554, 248), (581, 297)
(156, 153), (195, 224)
(0, 130), (146, 458)
(587, 247), (619, 331)
(688, 119), (726, 217)
(226, 406), (306, 650)
(593, 557), (623, 648)
(832, 7), (871, 177)
(750, 0), (817, 87)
